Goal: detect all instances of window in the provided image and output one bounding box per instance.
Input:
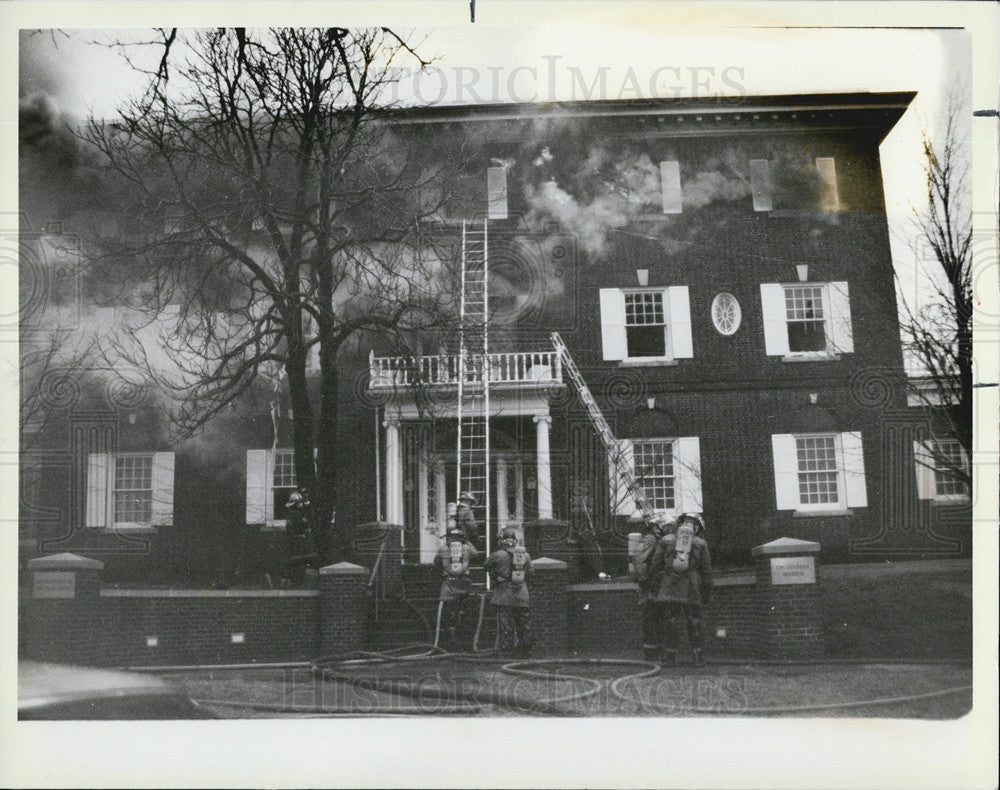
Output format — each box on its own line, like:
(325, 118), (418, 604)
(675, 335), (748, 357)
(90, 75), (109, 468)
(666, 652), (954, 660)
(914, 439), (970, 503)
(487, 166), (508, 219)
(272, 449), (298, 518)
(660, 160), (682, 214)
(760, 281), (853, 358)
(610, 436), (701, 517)
(599, 287), (693, 362)
(771, 432), (867, 513)
(816, 157), (839, 211)
(625, 291), (667, 358)
(633, 440), (675, 510)
(246, 448), (311, 527)
(749, 159), (773, 212)
(114, 455), (153, 524)
(785, 285), (827, 353)
(711, 292), (741, 335)
(795, 435), (839, 505)
(86, 452), (174, 529)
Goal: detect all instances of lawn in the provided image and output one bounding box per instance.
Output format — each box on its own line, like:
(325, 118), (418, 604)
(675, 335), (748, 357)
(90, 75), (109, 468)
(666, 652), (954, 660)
(820, 558), (972, 659)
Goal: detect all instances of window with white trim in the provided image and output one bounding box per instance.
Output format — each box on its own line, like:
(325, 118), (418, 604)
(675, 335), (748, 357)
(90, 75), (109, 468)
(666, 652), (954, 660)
(760, 281), (853, 358)
(610, 436), (702, 517)
(633, 440), (675, 510)
(247, 448), (310, 527)
(599, 287), (693, 363)
(114, 454), (153, 524)
(914, 439), (970, 503)
(771, 431), (867, 513)
(86, 452), (175, 529)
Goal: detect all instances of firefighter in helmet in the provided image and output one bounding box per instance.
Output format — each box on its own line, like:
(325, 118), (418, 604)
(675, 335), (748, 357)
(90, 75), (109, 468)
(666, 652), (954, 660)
(433, 526), (478, 651)
(650, 512), (713, 666)
(455, 492), (481, 549)
(630, 513), (674, 663)
(485, 527), (534, 658)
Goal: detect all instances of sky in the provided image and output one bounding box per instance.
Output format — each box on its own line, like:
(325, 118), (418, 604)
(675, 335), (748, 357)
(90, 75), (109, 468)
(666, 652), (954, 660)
(2, 3), (999, 789)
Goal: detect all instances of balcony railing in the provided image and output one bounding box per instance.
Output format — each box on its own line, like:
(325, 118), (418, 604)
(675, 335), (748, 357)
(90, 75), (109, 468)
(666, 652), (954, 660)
(369, 350), (563, 389)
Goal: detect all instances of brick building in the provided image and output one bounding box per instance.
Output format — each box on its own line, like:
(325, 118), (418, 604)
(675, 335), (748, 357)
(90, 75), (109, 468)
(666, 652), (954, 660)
(20, 91), (971, 583)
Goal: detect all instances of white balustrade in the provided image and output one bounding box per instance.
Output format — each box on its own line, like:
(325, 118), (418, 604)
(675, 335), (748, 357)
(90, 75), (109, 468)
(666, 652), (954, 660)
(369, 350), (561, 388)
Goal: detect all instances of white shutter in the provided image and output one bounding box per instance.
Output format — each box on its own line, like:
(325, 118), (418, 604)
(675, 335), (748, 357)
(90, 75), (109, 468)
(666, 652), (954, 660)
(667, 286), (693, 359)
(841, 431), (868, 508)
(673, 436), (702, 513)
(749, 159), (773, 212)
(609, 439), (638, 516)
(816, 157), (839, 210)
(660, 160), (683, 214)
(487, 166), (508, 219)
(86, 453), (110, 528)
(599, 289), (627, 361)
(151, 452), (175, 526)
(246, 449), (270, 525)
(826, 281), (854, 354)
(771, 434), (800, 510)
(760, 284), (790, 356)
(913, 440), (936, 500)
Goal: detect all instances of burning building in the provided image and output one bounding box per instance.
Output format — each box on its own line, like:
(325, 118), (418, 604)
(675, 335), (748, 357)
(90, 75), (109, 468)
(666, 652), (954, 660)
(20, 91), (971, 585)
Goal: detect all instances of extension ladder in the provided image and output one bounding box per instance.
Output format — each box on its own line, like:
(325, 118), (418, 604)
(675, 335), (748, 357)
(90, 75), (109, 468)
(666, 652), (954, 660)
(550, 331), (655, 521)
(456, 220), (492, 564)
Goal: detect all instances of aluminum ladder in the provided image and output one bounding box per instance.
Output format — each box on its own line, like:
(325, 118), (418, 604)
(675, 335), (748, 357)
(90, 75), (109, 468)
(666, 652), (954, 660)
(550, 331), (655, 521)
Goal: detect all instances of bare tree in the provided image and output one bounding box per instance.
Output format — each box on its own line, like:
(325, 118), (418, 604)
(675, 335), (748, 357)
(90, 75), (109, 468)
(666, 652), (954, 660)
(899, 92), (973, 489)
(81, 28), (465, 559)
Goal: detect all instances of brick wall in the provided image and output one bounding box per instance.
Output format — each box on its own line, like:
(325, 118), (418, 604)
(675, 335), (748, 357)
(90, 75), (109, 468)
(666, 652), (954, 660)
(530, 558), (568, 655)
(21, 589), (320, 667)
(319, 562), (368, 657)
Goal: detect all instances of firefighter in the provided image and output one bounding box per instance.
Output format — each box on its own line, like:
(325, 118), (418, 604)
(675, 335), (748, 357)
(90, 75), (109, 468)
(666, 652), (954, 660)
(650, 512), (713, 666)
(282, 488), (319, 585)
(433, 527), (478, 651)
(629, 514), (673, 663)
(485, 527), (534, 658)
(456, 492), (481, 549)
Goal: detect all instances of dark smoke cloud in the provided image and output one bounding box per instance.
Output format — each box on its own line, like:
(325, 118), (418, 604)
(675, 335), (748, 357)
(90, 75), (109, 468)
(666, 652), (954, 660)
(19, 92), (108, 227)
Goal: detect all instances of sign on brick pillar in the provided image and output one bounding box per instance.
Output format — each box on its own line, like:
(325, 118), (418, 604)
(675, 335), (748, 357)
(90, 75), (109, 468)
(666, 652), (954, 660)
(530, 557), (568, 656)
(25, 553), (105, 664)
(751, 537), (823, 660)
(319, 561), (369, 656)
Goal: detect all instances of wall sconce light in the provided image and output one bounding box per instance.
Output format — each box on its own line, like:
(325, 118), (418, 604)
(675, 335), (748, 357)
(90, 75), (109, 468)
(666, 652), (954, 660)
(636, 269), (649, 287)
(796, 264), (809, 282)
(809, 393), (818, 405)
(646, 396), (657, 410)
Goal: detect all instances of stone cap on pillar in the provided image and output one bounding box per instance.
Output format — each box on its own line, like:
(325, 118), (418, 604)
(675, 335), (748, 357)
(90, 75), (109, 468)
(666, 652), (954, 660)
(752, 537), (821, 558)
(531, 557), (568, 570)
(319, 561), (367, 576)
(27, 553), (104, 571)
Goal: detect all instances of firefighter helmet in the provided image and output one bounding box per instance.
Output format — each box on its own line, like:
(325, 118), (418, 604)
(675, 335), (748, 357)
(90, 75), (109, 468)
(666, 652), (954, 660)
(679, 512), (704, 534)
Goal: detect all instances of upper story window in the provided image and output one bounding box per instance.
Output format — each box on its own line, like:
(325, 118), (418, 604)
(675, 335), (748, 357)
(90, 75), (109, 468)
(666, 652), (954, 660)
(487, 165), (508, 219)
(815, 157), (840, 211)
(771, 431), (867, 514)
(660, 160), (683, 214)
(749, 159), (773, 212)
(599, 287), (693, 363)
(760, 281), (854, 359)
(914, 439), (970, 503)
(86, 452), (175, 529)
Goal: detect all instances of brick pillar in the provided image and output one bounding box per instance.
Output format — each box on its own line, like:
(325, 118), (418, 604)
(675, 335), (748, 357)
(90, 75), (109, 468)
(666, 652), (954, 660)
(319, 561), (369, 657)
(24, 553), (105, 664)
(752, 537), (823, 659)
(530, 557), (568, 656)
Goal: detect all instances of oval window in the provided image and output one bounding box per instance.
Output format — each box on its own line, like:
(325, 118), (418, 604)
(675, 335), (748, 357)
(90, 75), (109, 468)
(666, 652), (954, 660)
(711, 292), (741, 335)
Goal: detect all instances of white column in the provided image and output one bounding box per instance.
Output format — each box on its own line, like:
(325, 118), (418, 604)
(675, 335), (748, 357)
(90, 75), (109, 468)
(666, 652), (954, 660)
(433, 460), (447, 534)
(496, 457), (509, 528)
(534, 415), (553, 519)
(384, 416), (404, 526)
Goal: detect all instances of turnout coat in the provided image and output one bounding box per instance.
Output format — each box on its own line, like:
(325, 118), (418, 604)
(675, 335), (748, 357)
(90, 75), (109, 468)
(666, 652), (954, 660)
(650, 533), (713, 606)
(434, 542), (478, 601)
(484, 547), (533, 607)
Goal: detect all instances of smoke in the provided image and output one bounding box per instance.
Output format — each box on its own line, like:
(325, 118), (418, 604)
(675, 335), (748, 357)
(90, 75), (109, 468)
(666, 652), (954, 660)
(19, 92), (108, 225)
(523, 148), (661, 256)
